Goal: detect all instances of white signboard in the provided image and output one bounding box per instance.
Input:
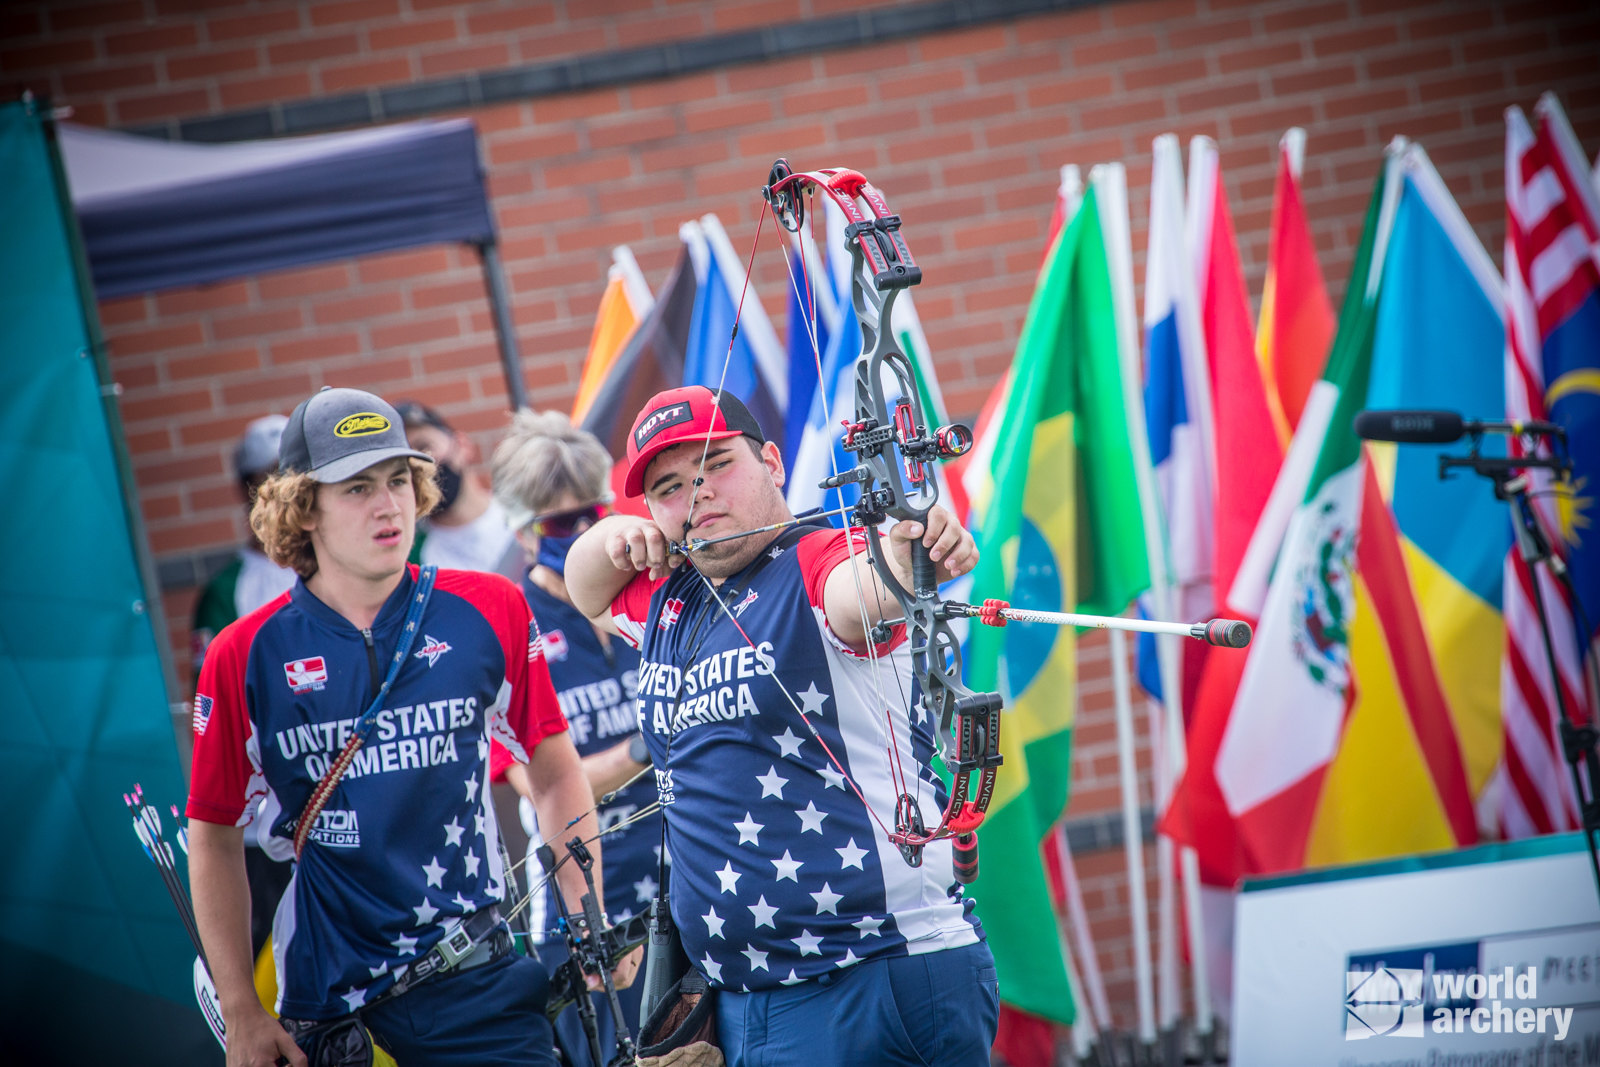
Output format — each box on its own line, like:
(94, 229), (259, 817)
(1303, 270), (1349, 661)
(1232, 833), (1600, 1065)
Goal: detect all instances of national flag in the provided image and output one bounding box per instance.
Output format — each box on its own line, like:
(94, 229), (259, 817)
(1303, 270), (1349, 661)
(1190, 135), (1279, 620)
(571, 246), (653, 426)
(1500, 93), (1600, 837)
(1159, 136), (1280, 886)
(963, 163), (1150, 1025)
(1138, 133), (1217, 703)
(578, 242), (696, 507)
(1204, 140), (1497, 874)
(1256, 129), (1336, 443)
(683, 214), (787, 443)
(785, 199), (863, 519)
(781, 226), (837, 471)
(787, 198), (956, 521)
(955, 166), (1081, 525)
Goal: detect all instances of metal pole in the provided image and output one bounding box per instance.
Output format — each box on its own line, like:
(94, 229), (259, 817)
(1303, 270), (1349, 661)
(476, 238), (528, 412)
(1111, 628), (1158, 1053)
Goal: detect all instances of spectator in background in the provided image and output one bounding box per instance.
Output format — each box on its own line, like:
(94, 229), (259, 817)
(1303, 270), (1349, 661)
(490, 410), (657, 1067)
(394, 399), (522, 578)
(190, 414), (298, 677)
(190, 414), (300, 976)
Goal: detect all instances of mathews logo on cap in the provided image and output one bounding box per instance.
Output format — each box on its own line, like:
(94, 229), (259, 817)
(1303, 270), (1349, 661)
(634, 402), (693, 450)
(334, 412), (392, 438)
(280, 387), (432, 483)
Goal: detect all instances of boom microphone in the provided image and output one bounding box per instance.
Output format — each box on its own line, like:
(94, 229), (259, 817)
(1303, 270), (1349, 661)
(1353, 409), (1564, 444)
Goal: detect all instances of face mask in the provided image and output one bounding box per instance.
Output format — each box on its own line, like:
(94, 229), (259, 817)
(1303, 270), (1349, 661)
(536, 531), (582, 576)
(434, 462), (463, 513)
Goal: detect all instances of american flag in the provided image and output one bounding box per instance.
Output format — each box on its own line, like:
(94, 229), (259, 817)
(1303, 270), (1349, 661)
(1500, 92), (1600, 837)
(192, 693), (214, 736)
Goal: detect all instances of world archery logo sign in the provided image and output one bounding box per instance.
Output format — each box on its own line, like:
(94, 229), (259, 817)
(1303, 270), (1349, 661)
(1345, 966), (1425, 1039)
(414, 634), (452, 667)
(284, 656), (329, 693)
(1290, 496), (1357, 697)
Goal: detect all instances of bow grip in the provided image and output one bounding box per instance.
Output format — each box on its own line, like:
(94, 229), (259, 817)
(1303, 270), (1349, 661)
(911, 537), (939, 599)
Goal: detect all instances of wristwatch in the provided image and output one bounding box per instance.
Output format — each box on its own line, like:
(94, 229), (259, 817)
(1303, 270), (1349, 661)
(628, 732), (648, 765)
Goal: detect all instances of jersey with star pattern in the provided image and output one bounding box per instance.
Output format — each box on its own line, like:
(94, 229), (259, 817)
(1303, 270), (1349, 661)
(609, 528), (983, 993)
(489, 576), (659, 938)
(188, 565), (567, 1020)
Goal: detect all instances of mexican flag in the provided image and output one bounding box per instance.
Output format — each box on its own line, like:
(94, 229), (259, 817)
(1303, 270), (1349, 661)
(964, 164), (1149, 1024)
(1214, 139), (1488, 867)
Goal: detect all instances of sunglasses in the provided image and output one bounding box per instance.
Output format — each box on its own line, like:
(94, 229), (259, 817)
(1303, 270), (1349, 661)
(530, 503), (606, 539)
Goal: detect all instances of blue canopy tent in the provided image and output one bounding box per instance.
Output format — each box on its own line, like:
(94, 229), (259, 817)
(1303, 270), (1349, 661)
(0, 113), (525, 1062)
(61, 117), (528, 406)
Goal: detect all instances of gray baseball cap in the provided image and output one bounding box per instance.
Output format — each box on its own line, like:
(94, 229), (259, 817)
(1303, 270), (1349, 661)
(279, 387), (433, 483)
(233, 413), (288, 478)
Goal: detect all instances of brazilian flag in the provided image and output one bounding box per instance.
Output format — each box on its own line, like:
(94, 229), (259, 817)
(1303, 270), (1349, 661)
(964, 165), (1150, 1023)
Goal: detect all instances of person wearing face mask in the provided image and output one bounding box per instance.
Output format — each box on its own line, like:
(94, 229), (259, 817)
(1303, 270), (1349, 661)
(489, 410), (657, 1067)
(393, 399), (522, 578)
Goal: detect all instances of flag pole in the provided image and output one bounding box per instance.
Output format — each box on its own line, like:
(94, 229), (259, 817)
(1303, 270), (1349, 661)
(1061, 914), (1101, 1062)
(1102, 155), (1206, 1056)
(1111, 627), (1157, 1051)
(1056, 823), (1115, 1034)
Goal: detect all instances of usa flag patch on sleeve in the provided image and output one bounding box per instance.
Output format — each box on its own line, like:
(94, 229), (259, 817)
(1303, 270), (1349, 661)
(192, 694), (214, 735)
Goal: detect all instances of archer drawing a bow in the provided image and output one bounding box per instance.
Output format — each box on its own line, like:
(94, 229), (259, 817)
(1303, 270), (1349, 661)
(667, 158), (1254, 886)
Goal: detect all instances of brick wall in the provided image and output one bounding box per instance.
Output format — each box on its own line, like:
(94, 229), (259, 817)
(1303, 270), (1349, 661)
(7, 0), (1600, 1036)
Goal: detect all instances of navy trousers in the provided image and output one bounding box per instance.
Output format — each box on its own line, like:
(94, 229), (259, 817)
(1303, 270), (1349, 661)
(362, 953), (557, 1066)
(715, 941), (999, 1067)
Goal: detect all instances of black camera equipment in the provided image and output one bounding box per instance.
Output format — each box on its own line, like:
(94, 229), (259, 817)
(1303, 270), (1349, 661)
(538, 838), (650, 1067)
(1356, 409), (1600, 906)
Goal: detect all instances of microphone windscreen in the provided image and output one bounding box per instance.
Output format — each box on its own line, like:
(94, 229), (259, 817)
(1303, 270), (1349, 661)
(1352, 409), (1464, 444)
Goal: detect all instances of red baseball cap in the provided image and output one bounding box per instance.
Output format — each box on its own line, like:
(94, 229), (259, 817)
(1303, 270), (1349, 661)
(624, 386), (765, 497)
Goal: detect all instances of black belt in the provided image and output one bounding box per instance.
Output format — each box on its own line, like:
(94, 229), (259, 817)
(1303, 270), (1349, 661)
(283, 906), (510, 1042)
(388, 905), (509, 998)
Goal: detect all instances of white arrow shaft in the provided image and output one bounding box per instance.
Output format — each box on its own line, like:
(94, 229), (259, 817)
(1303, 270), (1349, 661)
(998, 607), (1198, 638)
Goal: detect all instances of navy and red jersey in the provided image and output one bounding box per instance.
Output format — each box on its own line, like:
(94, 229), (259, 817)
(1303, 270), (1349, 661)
(490, 576), (659, 937)
(608, 528), (982, 994)
(188, 565), (567, 1020)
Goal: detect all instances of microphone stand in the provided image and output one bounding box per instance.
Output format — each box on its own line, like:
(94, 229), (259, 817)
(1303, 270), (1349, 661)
(1440, 440), (1600, 907)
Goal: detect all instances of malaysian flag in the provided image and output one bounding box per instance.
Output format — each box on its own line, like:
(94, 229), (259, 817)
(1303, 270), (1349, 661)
(1500, 93), (1600, 837)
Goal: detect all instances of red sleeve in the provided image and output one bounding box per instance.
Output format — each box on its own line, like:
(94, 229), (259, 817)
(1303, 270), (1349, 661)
(437, 570), (568, 765)
(794, 527), (908, 656)
(185, 596), (287, 826)
(608, 569), (669, 651)
(490, 739), (515, 783)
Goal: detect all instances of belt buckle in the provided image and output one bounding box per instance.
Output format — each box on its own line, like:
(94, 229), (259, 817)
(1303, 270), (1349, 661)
(434, 923), (476, 970)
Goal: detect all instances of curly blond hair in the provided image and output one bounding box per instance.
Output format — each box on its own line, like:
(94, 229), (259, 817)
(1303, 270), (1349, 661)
(250, 458), (441, 578)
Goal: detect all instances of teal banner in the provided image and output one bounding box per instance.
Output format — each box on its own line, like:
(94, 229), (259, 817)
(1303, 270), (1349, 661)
(0, 100), (217, 1061)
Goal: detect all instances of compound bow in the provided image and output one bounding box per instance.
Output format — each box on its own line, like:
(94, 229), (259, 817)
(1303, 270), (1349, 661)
(666, 158), (1251, 886)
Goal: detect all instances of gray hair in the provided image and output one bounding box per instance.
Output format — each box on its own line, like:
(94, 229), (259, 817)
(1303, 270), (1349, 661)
(491, 409), (613, 531)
